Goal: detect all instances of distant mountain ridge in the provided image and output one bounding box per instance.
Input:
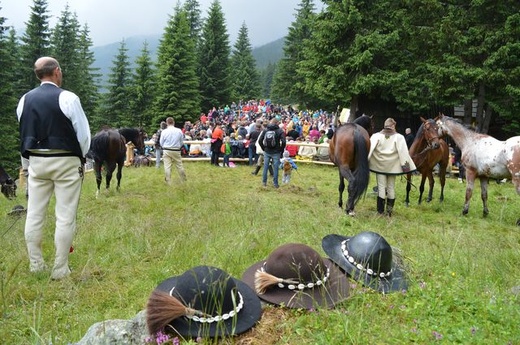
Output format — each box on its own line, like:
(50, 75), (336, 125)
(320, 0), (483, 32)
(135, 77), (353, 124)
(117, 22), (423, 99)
(91, 35), (285, 88)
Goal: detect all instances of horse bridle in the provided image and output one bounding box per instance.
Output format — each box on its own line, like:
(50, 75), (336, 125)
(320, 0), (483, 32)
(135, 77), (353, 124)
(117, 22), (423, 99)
(416, 120), (441, 156)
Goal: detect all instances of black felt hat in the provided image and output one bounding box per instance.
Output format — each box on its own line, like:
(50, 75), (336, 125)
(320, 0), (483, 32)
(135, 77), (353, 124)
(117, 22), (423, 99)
(146, 266), (262, 338)
(322, 232), (408, 293)
(242, 243), (349, 309)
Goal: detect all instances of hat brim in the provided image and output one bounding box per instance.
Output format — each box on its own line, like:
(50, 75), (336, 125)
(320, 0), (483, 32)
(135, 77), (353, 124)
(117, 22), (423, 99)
(322, 234), (408, 293)
(155, 277), (262, 338)
(242, 258), (349, 309)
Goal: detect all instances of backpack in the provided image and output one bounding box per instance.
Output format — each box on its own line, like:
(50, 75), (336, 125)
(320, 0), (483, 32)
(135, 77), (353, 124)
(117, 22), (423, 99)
(263, 129), (277, 149)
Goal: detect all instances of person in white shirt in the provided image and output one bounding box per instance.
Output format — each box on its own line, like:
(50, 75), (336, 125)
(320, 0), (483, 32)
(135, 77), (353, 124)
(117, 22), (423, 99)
(159, 117), (186, 185)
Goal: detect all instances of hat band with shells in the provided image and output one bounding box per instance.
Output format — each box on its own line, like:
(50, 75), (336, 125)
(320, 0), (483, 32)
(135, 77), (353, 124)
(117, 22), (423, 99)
(169, 287), (244, 324)
(341, 240), (392, 278)
(259, 263), (330, 291)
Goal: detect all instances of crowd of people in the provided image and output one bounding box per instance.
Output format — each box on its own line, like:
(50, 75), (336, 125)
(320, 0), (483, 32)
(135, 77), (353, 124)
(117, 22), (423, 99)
(144, 101), (337, 168)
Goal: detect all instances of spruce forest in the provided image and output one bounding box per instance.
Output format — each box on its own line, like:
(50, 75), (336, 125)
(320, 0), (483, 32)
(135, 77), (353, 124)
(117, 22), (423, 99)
(1, 0), (519, 175)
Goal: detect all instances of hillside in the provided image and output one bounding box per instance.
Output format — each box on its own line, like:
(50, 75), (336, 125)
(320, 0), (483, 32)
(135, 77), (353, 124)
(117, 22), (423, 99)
(91, 35), (285, 88)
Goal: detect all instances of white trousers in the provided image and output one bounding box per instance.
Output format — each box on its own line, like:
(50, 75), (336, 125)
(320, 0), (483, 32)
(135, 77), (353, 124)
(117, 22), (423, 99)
(376, 174), (396, 199)
(25, 156), (83, 279)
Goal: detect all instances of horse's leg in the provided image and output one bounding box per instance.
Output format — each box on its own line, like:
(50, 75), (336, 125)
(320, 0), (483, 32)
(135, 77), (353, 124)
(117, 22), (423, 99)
(405, 173), (412, 207)
(337, 171), (345, 209)
(418, 173), (427, 204)
(116, 162), (124, 191)
(94, 162), (102, 198)
(340, 166), (357, 215)
(105, 162), (116, 190)
(480, 177), (489, 217)
(462, 169), (477, 215)
(426, 172), (435, 203)
(438, 164), (447, 203)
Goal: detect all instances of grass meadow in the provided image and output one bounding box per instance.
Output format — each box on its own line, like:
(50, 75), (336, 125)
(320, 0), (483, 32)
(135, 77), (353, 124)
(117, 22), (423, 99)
(0, 161), (519, 344)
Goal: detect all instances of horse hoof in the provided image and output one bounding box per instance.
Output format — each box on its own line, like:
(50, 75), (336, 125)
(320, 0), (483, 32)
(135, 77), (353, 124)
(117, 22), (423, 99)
(347, 210), (356, 217)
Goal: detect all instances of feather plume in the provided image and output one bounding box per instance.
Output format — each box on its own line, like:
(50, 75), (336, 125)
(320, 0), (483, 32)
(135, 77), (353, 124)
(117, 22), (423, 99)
(254, 270), (282, 294)
(146, 290), (187, 334)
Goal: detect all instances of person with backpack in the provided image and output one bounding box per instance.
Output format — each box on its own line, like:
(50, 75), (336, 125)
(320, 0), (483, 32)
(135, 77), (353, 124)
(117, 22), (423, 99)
(258, 118), (286, 188)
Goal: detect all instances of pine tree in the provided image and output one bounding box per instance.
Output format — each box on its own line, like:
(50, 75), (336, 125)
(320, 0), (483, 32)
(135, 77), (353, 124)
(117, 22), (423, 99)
(0, 12), (21, 173)
(51, 5), (81, 92)
(155, 6), (200, 125)
(198, 0), (231, 113)
(230, 23), (260, 101)
(20, 0), (52, 91)
(103, 40), (132, 128)
(130, 41), (156, 128)
(271, 0), (317, 108)
(76, 24), (101, 130)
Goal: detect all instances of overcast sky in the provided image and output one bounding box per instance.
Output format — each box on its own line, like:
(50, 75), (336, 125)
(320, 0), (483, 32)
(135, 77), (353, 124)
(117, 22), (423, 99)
(2, 0), (322, 47)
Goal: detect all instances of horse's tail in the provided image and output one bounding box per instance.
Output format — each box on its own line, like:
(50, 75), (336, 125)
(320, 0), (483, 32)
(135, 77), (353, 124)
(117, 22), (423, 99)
(88, 131), (110, 162)
(351, 127), (370, 206)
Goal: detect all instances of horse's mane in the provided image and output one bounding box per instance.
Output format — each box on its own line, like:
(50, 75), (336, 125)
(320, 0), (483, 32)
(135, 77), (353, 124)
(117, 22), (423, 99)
(353, 115), (373, 135)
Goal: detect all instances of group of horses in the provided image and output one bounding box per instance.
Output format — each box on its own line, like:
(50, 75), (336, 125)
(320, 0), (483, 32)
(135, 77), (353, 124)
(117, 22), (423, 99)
(329, 113), (520, 225)
(87, 127), (145, 197)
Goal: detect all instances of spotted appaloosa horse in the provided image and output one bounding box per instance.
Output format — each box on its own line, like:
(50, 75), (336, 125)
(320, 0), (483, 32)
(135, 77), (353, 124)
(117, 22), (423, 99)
(0, 164), (17, 199)
(329, 114), (373, 216)
(436, 114), (520, 222)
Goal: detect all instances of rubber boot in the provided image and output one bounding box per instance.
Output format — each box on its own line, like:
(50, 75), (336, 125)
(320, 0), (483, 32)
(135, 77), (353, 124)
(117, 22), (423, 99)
(386, 198), (395, 217)
(377, 197), (385, 215)
(251, 165), (261, 175)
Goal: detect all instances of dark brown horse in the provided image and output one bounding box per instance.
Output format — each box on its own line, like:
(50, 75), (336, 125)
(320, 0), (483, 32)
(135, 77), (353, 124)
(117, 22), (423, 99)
(0, 164), (17, 199)
(405, 117), (449, 206)
(87, 128), (126, 197)
(329, 114), (373, 216)
(119, 128), (146, 154)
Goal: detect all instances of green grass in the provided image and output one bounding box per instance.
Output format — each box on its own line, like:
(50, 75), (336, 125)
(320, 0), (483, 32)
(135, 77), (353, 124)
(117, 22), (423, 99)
(1, 162), (519, 344)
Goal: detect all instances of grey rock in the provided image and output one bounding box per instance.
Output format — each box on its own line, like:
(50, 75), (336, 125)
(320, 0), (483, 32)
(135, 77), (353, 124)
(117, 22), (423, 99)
(75, 310), (149, 345)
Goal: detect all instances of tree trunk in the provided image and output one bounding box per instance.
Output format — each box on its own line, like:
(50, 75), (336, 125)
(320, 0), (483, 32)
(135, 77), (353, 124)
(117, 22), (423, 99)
(348, 95), (359, 122)
(482, 103), (493, 134)
(475, 84), (485, 133)
(463, 99), (473, 125)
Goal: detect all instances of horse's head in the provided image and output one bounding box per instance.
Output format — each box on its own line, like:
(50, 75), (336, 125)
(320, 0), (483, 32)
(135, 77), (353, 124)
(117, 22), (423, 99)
(354, 114), (374, 136)
(435, 113), (448, 137)
(1, 178), (17, 200)
(421, 117), (441, 150)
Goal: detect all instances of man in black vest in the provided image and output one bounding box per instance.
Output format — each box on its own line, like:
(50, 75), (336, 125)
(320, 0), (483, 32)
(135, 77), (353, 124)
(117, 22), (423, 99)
(17, 57), (91, 280)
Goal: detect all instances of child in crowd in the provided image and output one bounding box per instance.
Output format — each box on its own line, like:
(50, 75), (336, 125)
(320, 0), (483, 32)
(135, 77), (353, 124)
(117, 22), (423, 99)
(280, 150), (297, 184)
(221, 136), (232, 167)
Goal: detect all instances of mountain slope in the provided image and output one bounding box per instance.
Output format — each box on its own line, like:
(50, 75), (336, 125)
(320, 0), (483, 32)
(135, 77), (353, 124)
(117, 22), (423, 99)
(92, 35), (284, 87)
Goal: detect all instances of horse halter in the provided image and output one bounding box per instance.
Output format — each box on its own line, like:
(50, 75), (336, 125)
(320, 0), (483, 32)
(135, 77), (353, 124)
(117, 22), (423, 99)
(420, 120), (441, 153)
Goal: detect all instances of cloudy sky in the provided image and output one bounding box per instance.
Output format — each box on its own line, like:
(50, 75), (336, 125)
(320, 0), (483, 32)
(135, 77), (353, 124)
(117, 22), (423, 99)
(2, 0), (322, 47)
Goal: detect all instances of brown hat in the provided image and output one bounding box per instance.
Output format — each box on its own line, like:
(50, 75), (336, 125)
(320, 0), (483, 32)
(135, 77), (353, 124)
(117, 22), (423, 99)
(242, 243), (349, 309)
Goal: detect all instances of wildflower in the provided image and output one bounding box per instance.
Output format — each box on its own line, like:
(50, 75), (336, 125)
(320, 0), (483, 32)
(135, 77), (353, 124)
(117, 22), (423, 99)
(432, 331), (443, 340)
(451, 272), (456, 277)
(471, 326), (477, 335)
(419, 281), (426, 289)
(411, 327), (418, 333)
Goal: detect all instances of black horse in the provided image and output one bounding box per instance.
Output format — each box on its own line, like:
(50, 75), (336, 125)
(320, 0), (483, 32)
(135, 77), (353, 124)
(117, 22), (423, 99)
(0, 164), (17, 199)
(119, 128), (145, 155)
(87, 129), (126, 197)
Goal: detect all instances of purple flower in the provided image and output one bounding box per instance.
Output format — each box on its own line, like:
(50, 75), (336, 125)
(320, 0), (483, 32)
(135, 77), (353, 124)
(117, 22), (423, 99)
(471, 327), (477, 335)
(411, 327), (418, 333)
(432, 331), (443, 340)
(419, 281), (426, 289)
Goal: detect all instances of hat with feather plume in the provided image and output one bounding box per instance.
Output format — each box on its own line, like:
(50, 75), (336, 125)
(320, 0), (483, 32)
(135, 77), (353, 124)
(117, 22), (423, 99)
(241, 243), (349, 309)
(146, 266), (261, 338)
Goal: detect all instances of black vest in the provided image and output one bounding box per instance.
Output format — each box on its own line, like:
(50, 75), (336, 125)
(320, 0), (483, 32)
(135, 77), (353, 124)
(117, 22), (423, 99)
(19, 84), (83, 159)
